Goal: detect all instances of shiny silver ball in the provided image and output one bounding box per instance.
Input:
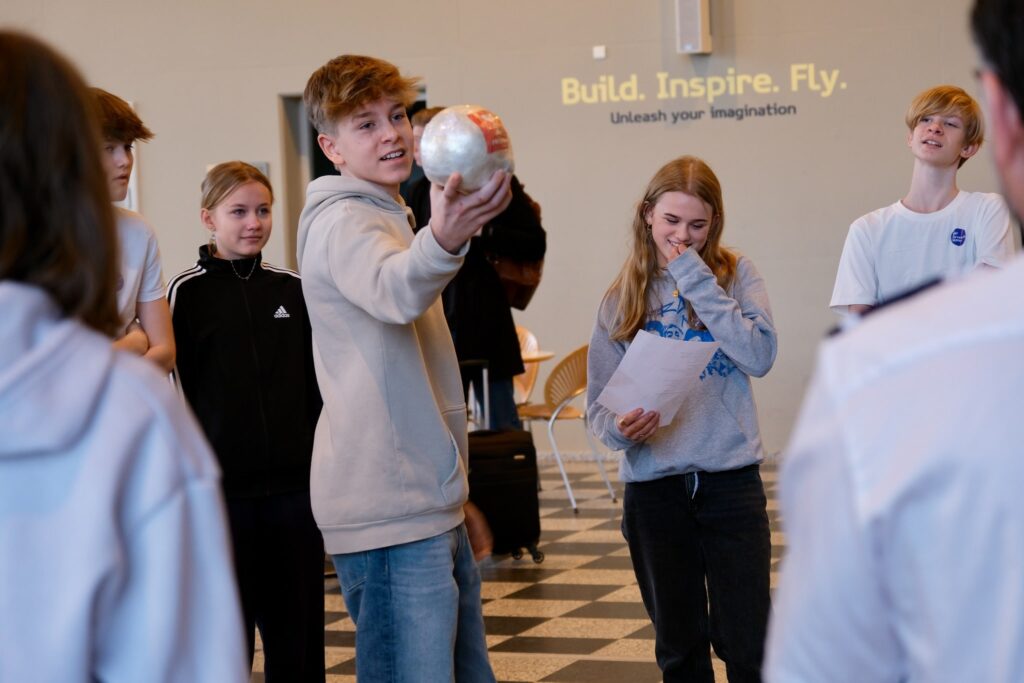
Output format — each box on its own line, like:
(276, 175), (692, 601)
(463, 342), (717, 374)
(420, 105), (515, 191)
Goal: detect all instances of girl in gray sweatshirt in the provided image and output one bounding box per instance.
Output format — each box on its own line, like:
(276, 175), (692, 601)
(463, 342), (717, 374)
(586, 156), (776, 683)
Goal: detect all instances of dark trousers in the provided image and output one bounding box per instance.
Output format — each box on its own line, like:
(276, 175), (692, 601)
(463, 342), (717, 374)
(622, 465), (771, 683)
(227, 490), (326, 683)
(460, 363), (523, 431)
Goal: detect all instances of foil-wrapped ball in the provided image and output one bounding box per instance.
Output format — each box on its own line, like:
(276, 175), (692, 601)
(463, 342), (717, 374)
(420, 105), (515, 191)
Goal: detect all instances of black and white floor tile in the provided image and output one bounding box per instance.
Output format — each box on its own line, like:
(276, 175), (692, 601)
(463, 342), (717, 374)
(252, 459), (783, 682)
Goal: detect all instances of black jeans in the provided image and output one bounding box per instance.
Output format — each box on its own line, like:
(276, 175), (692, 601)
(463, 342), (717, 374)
(622, 464), (771, 683)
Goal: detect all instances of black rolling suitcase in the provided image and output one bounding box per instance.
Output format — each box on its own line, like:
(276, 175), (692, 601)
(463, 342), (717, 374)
(467, 429), (545, 563)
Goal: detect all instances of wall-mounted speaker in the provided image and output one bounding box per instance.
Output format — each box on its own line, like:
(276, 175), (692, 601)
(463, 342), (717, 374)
(676, 0), (712, 54)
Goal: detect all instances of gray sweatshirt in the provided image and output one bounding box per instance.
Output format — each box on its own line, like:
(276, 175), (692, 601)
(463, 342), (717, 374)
(296, 175), (470, 554)
(587, 248), (777, 482)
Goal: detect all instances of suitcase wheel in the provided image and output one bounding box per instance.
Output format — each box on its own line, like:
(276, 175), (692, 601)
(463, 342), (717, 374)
(511, 548), (523, 561)
(528, 545), (545, 564)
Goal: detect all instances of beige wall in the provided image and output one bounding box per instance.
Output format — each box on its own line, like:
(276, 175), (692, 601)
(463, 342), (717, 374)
(2, 0), (1004, 453)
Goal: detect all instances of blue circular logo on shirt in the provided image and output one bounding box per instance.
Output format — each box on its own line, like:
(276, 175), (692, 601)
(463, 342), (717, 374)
(950, 228), (966, 246)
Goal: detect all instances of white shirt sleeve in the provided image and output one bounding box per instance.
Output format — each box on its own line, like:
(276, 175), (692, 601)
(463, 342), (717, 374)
(764, 361), (899, 683)
(830, 220), (878, 312)
(136, 230), (166, 303)
(974, 193), (1016, 268)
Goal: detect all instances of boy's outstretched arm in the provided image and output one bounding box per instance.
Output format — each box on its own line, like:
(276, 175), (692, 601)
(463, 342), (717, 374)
(136, 298), (176, 373)
(429, 170), (512, 254)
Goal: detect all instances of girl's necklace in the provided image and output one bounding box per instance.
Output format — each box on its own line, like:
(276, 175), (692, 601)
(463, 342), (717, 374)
(229, 259), (258, 281)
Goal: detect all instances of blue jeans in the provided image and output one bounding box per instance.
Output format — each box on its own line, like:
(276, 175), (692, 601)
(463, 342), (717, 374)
(622, 464), (771, 683)
(331, 525), (495, 683)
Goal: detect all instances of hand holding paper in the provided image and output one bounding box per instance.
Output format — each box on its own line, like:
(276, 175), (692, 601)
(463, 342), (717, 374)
(595, 330), (720, 428)
(616, 407), (660, 442)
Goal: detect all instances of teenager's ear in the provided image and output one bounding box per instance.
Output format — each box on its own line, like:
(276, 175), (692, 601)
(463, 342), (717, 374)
(642, 201), (653, 226)
(960, 142), (980, 161)
(317, 133), (345, 168)
(200, 208), (216, 233)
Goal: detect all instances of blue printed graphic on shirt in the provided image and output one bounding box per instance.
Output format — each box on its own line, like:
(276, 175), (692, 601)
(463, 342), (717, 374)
(645, 294), (687, 339)
(644, 292), (736, 380)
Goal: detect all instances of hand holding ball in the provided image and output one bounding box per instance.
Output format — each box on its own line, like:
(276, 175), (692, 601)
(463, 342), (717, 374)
(420, 105), (515, 191)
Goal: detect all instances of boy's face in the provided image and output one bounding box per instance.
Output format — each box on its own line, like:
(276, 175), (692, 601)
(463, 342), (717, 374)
(907, 112), (977, 168)
(101, 138), (134, 202)
(317, 98), (413, 198)
(978, 68), (1024, 221)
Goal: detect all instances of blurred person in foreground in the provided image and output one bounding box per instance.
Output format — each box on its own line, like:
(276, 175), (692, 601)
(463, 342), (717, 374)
(766, 1), (1024, 681)
(0, 30), (247, 683)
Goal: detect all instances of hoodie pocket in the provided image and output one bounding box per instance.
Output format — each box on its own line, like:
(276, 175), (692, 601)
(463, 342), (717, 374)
(438, 420), (467, 506)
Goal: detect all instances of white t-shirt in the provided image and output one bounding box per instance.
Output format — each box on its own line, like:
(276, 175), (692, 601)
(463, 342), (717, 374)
(767, 257), (1024, 683)
(830, 191), (1014, 311)
(115, 207), (165, 335)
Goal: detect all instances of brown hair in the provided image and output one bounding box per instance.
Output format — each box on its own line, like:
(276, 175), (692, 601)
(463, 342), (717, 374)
(90, 87), (154, 144)
(607, 156), (737, 341)
(201, 161), (274, 211)
(411, 106), (445, 128)
(0, 31), (120, 335)
(905, 85), (984, 168)
(304, 55), (420, 135)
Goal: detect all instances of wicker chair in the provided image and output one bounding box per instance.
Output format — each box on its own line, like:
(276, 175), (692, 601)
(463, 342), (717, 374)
(518, 344), (616, 511)
(513, 326), (540, 406)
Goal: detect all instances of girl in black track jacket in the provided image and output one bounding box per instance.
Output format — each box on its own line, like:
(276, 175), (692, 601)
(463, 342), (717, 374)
(168, 162), (325, 682)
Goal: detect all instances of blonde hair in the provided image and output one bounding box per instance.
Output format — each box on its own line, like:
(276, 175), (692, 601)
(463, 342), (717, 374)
(606, 156), (737, 342)
(905, 85), (984, 168)
(201, 161), (273, 211)
(304, 55), (420, 135)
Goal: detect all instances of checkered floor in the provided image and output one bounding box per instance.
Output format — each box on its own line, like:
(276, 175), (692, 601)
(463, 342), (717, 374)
(251, 458), (783, 682)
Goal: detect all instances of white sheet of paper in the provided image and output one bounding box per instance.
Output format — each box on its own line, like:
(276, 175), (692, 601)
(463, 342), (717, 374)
(595, 330), (720, 427)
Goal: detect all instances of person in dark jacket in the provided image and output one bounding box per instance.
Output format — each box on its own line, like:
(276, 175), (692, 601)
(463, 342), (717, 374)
(168, 161), (325, 683)
(407, 107), (546, 429)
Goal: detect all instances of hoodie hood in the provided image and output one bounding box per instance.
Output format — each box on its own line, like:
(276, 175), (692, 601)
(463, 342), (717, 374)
(296, 175), (413, 272)
(0, 282), (112, 457)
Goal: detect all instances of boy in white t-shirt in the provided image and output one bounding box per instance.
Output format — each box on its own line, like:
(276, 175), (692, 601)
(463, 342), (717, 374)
(92, 88), (176, 371)
(831, 85), (1015, 314)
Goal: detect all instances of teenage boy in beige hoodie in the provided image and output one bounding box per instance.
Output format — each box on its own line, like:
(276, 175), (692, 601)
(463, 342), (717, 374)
(296, 54), (511, 682)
